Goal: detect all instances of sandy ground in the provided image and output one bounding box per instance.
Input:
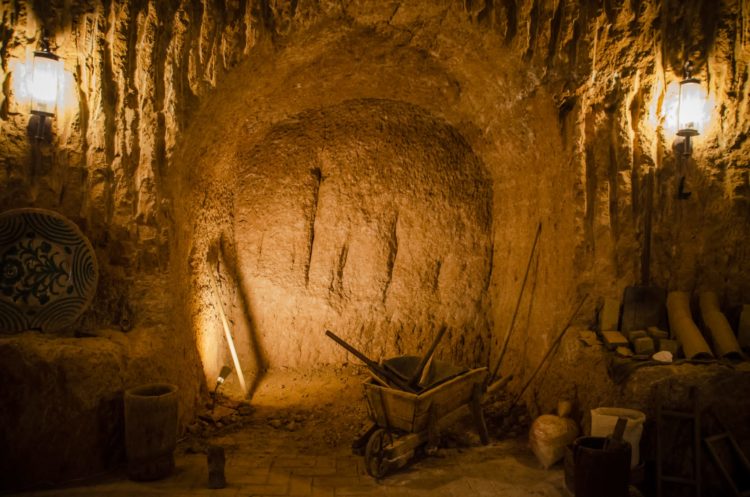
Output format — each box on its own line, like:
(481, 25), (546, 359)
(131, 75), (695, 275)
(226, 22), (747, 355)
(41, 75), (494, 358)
(201, 364), (374, 455)
(168, 365), (570, 497)
(181, 364), (526, 458)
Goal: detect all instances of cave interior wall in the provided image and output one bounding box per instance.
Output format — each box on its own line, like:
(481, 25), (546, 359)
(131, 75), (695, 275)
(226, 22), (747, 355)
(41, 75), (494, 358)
(0, 0), (748, 489)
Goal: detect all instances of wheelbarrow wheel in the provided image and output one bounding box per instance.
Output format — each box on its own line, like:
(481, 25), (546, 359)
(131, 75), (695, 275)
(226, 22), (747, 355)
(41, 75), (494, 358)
(364, 429), (393, 478)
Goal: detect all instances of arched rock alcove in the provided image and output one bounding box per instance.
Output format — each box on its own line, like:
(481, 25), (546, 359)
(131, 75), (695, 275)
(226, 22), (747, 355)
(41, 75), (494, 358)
(232, 98), (492, 368)
(172, 18), (573, 397)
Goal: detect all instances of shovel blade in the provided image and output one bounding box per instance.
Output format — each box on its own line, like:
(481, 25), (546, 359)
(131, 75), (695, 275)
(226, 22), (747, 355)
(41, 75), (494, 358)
(621, 286), (667, 336)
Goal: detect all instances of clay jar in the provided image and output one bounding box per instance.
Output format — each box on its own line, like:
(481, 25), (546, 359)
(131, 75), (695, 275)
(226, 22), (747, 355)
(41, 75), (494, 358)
(124, 383), (179, 481)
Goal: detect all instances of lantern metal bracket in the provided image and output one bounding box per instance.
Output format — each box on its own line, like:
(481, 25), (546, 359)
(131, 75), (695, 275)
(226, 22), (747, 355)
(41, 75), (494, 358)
(39, 30), (51, 53)
(678, 176), (692, 200)
(683, 60), (694, 79)
(681, 134), (694, 157)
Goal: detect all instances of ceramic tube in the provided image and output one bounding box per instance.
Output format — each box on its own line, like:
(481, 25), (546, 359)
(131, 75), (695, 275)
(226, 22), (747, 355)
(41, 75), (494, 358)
(699, 292), (742, 358)
(738, 305), (750, 351)
(666, 292), (713, 359)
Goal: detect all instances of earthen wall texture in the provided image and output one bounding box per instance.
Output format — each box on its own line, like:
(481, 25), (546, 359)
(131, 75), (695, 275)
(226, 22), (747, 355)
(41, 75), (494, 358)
(0, 0), (747, 423)
(173, 0), (750, 389)
(0, 0), (748, 489)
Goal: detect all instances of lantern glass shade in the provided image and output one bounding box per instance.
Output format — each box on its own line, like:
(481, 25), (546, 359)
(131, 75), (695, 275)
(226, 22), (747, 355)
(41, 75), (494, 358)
(30, 51), (61, 117)
(677, 77), (703, 137)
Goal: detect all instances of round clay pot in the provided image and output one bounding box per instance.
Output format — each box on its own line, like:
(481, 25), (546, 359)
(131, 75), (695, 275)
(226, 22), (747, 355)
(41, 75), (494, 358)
(124, 383), (179, 481)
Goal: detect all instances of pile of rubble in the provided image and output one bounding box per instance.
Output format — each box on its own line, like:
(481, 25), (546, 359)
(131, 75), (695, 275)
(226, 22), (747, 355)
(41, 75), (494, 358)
(266, 411), (308, 432)
(485, 398), (531, 440)
(265, 403), (370, 448)
(179, 397), (254, 453)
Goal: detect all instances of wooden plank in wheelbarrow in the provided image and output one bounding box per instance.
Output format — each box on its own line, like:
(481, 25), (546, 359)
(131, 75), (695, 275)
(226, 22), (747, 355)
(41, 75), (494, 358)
(363, 368), (488, 433)
(383, 384), (493, 464)
(364, 383), (418, 431)
(411, 368), (488, 433)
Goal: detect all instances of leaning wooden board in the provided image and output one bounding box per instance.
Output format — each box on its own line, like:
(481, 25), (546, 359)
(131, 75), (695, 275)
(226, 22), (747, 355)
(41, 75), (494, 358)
(364, 367), (488, 433)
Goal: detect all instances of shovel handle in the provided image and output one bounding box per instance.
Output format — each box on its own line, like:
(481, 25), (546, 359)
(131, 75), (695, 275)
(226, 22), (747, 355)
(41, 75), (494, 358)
(612, 416), (628, 441)
(486, 374), (514, 396)
(409, 325), (447, 388)
(603, 416), (628, 452)
(641, 169), (654, 286)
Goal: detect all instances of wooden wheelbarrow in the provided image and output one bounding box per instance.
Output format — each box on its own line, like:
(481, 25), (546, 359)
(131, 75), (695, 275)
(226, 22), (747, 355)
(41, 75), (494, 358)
(324, 329), (510, 478)
(355, 356), (511, 478)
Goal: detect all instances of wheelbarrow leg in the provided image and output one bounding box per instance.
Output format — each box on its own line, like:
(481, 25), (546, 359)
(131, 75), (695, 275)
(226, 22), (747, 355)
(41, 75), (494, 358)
(426, 403), (440, 455)
(470, 382), (489, 445)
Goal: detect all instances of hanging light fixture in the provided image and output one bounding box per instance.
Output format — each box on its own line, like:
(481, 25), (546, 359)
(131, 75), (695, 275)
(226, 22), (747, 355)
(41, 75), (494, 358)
(29, 33), (62, 139)
(676, 61), (704, 157)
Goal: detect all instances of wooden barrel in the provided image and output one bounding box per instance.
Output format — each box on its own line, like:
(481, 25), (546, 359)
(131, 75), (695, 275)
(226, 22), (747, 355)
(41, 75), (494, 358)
(573, 436), (630, 497)
(124, 383), (178, 481)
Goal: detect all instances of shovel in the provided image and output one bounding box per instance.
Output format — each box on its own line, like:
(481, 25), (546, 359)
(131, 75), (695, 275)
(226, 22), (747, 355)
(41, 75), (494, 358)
(324, 330), (418, 393)
(408, 325), (447, 389)
(621, 169), (667, 336)
(603, 416), (628, 451)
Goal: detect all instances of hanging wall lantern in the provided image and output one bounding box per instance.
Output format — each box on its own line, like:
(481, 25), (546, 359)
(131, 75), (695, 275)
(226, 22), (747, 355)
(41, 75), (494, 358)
(676, 62), (704, 157)
(29, 35), (63, 139)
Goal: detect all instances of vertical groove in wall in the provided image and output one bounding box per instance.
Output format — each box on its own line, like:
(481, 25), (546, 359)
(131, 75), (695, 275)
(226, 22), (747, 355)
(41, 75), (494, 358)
(133, 2), (154, 225)
(304, 166), (322, 287)
(523, 0), (539, 61)
(118, 1), (140, 223)
(382, 211), (399, 304)
(92, 1), (114, 231)
(546, 0), (564, 68)
(152, 1), (174, 184)
(502, 0), (517, 45)
(434, 259), (443, 294)
(0, 5), (18, 90)
(583, 122), (596, 261)
(332, 240), (349, 297)
(607, 137), (619, 242)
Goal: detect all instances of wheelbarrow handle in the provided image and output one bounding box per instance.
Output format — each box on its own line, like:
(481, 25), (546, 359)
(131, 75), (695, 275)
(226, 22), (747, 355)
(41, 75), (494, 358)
(486, 374), (513, 396)
(325, 330), (417, 393)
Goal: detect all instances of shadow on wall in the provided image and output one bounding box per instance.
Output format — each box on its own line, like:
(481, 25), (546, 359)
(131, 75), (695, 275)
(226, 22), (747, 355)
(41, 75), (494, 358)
(211, 238), (268, 399)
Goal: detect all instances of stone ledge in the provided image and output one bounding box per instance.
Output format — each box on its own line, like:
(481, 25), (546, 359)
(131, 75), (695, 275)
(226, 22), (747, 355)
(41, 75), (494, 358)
(0, 326), (201, 492)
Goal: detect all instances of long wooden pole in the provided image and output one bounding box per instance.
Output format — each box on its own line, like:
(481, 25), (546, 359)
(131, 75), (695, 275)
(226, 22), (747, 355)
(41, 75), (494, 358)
(489, 222), (542, 384)
(208, 267), (248, 395)
(509, 294), (588, 409)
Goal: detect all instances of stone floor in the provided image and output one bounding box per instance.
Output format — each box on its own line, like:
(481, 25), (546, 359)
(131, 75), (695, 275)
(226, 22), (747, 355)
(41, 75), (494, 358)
(15, 436), (566, 497)
(10, 368), (568, 497)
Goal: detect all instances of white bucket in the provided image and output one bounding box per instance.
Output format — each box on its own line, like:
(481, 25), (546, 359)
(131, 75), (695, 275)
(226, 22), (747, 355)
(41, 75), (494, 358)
(590, 407), (646, 468)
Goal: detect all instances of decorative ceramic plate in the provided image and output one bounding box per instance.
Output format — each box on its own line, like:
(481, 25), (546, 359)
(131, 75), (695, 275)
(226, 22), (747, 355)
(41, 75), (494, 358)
(0, 208), (98, 333)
